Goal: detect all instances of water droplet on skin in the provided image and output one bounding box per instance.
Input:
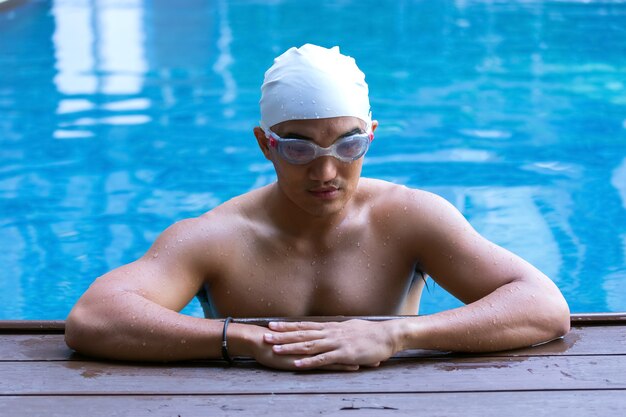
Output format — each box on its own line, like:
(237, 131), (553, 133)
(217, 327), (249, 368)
(311, 261), (316, 266)
(312, 99), (316, 104)
(267, 302), (272, 307)
(356, 242), (361, 247)
(367, 263), (371, 268)
(247, 287), (252, 292)
(265, 258), (270, 262)
(403, 206), (407, 211)
(150, 329), (154, 333)
(152, 252), (159, 258)
(177, 239), (183, 243)
(180, 339), (187, 344)
(142, 341), (147, 346)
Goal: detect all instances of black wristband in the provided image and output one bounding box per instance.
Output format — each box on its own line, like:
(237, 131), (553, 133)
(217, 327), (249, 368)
(221, 317), (234, 365)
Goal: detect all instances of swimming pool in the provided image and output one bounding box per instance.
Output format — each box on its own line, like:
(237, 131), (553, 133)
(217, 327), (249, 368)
(1, 0), (625, 319)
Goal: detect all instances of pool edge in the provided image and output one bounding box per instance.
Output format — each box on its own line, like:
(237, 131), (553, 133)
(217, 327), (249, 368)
(1, 313), (625, 334)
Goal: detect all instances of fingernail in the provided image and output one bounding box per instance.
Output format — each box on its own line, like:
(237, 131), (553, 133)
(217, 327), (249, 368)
(273, 345), (282, 352)
(264, 333), (273, 341)
(294, 359), (302, 367)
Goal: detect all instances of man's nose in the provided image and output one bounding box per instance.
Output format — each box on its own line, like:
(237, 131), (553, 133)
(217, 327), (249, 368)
(308, 156), (338, 182)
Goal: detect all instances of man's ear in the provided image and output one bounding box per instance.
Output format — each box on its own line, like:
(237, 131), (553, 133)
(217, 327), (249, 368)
(371, 120), (379, 133)
(253, 127), (272, 160)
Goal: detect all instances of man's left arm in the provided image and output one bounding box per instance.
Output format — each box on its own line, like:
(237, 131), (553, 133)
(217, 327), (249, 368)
(392, 190), (571, 354)
(264, 190), (570, 369)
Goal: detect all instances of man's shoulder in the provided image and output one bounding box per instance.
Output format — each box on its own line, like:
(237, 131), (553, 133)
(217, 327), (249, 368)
(358, 178), (462, 228)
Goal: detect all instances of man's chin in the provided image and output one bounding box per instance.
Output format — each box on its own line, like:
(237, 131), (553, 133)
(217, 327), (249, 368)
(298, 197), (346, 218)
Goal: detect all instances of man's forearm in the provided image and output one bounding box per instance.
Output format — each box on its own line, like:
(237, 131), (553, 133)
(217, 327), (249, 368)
(389, 281), (570, 353)
(65, 290), (259, 362)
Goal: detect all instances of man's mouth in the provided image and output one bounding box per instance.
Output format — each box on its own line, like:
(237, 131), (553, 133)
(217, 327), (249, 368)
(308, 186), (340, 199)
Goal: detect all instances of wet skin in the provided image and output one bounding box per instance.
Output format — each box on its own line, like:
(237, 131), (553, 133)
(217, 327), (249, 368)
(65, 117), (570, 371)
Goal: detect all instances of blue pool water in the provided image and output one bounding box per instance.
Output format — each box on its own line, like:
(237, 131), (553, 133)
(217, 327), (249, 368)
(1, 0), (625, 320)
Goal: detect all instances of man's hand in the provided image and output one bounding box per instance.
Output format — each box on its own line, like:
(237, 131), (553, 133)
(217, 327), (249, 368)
(262, 319), (397, 370)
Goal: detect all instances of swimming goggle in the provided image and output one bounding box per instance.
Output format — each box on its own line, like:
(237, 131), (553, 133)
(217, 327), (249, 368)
(266, 129), (374, 165)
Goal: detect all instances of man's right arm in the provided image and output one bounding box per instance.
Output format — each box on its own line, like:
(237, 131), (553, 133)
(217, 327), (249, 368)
(64, 216), (263, 362)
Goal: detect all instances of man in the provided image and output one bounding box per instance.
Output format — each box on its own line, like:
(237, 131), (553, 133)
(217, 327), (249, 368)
(65, 44), (570, 371)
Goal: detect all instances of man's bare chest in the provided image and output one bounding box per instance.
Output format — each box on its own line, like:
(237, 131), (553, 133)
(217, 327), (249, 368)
(206, 240), (416, 317)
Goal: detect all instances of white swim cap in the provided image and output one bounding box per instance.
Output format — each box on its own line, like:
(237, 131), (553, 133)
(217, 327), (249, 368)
(260, 44), (371, 132)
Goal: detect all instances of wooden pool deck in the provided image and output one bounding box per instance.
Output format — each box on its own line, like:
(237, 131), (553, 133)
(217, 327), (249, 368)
(1, 314), (625, 416)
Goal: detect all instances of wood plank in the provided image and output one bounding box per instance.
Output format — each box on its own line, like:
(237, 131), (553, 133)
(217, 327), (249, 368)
(2, 326), (624, 361)
(570, 312), (626, 325)
(0, 320), (65, 334)
(0, 334), (74, 361)
(1, 391), (624, 417)
(1, 355), (625, 395)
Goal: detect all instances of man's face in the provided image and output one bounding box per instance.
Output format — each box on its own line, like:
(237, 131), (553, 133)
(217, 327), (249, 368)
(255, 116), (376, 218)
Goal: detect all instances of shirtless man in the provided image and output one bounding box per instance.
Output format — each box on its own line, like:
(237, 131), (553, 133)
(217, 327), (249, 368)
(65, 44), (570, 371)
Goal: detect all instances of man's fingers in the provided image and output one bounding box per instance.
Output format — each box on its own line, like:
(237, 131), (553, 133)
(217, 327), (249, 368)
(268, 321), (325, 332)
(293, 352), (340, 369)
(264, 329), (323, 344)
(272, 339), (332, 355)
